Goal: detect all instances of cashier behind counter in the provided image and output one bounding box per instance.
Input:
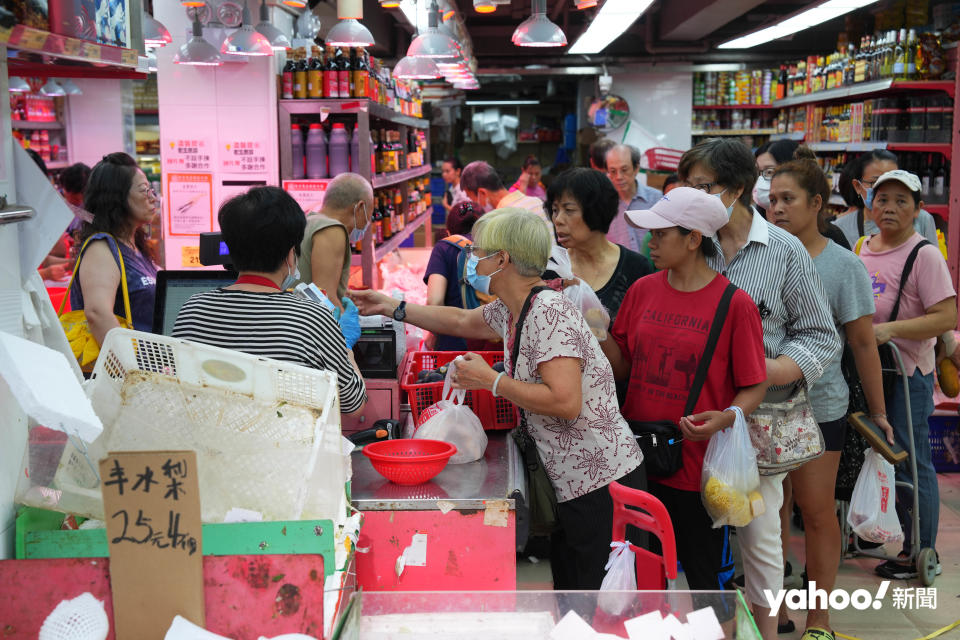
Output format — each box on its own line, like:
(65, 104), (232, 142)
(171, 186), (367, 414)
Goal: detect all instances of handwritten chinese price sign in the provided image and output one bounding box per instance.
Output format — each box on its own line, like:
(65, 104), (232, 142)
(100, 451), (204, 640)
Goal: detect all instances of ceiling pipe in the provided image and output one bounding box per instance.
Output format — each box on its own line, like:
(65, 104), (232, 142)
(643, 11), (709, 55)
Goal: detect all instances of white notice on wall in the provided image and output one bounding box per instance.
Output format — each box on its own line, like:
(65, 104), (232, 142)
(164, 136), (214, 172)
(167, 173), (213, 236)
(282, 180), (329, 215)
(222, 139), (268, 174)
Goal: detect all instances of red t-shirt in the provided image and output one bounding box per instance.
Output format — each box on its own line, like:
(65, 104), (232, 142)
(611, 271), (767, 492)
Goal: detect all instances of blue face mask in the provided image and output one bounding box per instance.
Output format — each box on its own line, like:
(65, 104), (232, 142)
(281, 264), (301, 291)
(863, 187), (875, 210)
(349, 202), (370, 243)
(713, 190), (735, 216)
(465, 251), (502, 295)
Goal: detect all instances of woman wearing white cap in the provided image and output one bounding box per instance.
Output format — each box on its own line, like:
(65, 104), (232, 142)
(600, 187), (768, 608)
(856, 169), (956, 581)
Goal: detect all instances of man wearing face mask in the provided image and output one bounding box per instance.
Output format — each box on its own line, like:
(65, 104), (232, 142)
(460, 161), (552, 234)
(297, 173), (374, 315)
(173, 186), (366, 415)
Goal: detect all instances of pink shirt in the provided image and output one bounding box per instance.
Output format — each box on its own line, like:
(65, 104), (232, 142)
(859, 232), (956, 376)
(509, 179), (547, 201)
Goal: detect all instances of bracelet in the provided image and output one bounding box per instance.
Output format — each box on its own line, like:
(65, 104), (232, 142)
(491, 371), (507, 397)
(870, 412), (887, 420)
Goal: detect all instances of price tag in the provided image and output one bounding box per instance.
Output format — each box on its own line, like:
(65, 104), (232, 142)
(121, 49), (139, 66)
(82, 42), (102, 59)
(17, 27), (48, 50)
(181, 246), (202, 268)
(62, 37), (84, 57)
(0, 26), (12, 45)
(100, 451), (205, 640)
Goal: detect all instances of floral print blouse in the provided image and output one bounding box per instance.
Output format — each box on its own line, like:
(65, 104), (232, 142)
(483, 289), (642, 502)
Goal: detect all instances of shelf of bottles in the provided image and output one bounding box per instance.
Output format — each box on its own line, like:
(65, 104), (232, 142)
(349, 177), (433, 267)
(10, 91), (68, 168)
(692, 70), (784, 139)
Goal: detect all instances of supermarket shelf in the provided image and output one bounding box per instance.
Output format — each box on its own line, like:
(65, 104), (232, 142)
(350, 211), (430, 266)
(773, 79), (954, 108)
(11, 121), (63, 130)
(887, 143), (952, 160)
(769, 131), (806, 141)
(691, 128), (776, 136)
(692, 104), (776, 110)
(279, 98), (428, 129)
(807, 141), (888, 152)
(2, 25), (144, 77)
(797, 141), (951, 159)
(371, 165), (432, 189)
(925, 204), (949, 218)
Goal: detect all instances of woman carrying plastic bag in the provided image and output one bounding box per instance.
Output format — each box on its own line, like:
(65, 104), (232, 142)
(414, 356), (488, 464)
(701, 406), (765, 528)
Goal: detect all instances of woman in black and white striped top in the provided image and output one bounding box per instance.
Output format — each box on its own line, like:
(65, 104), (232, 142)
(172, 187), (366, 415)
(677, 139), (840, 640)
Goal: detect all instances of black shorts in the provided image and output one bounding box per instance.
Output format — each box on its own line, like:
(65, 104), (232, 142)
(821, 416), (848, 451)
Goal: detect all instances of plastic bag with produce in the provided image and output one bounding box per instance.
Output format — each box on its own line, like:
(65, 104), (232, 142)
(700, 406), (764, 528)
(414, 357), (488, 464)
(546, 246), (611, 340)
(847, 448), (903, 544)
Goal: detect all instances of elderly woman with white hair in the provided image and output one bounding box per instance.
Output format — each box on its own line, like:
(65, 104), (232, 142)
(349, 207), (645, 591)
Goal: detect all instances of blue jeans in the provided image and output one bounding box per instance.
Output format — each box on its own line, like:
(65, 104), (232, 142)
(887, 371), (939, 553)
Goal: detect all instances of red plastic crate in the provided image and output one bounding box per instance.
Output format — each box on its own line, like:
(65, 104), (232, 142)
(400, 351), (518, 431)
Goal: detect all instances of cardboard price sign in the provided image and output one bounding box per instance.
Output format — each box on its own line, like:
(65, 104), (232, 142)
(100, 451), (204, 639)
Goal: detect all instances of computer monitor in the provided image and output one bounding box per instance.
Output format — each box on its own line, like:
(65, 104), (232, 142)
(152, 270), (237, 336)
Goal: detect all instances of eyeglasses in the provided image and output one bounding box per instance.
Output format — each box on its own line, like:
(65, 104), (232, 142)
(759, 168), (777, 179)
(136, 186), (158, 198)
(465, 246), (500, 259)
(858, 178), (878, 187)
(682, 180), (718, 193)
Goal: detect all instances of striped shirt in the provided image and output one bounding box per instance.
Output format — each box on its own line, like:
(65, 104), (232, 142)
(707, 209), (841, 386)
(171, 289), (366, 413)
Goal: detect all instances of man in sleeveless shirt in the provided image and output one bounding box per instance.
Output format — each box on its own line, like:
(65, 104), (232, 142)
(297, 173), (374, 313)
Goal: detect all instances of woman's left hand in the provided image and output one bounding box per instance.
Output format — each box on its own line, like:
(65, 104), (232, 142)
(874, 322), (895, 345)
(679, 410), (735, 441)
(450, 352), (497, 391)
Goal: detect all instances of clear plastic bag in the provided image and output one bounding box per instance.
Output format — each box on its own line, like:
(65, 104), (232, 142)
(414, 358), (488, 464)
(598, 541), (637, 615)
(547, 247), (611, 340)
(847, 448), (904, 544)
(701, 406), (765, 528)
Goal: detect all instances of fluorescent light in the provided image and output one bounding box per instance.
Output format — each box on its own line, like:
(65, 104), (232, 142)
(398, 0), (418, 27)
(718, 0), (881, 49)
(566, 0), (653, 55)
(465, 99), (539, 105)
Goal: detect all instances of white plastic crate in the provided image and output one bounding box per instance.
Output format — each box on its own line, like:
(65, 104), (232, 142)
(19, 328), (347, 524)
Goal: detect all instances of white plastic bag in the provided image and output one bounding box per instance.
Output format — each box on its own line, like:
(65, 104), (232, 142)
(414, 358), (488, 464)
(547, 247), (611, 340)
(847, 448), (904, 544)
(701, 406), (765, 528)
(598, 541), (637, 615)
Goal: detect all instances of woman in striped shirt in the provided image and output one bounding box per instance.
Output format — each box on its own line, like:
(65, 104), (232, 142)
(677, 138), (841, 640)
(172, 186), (366, 415)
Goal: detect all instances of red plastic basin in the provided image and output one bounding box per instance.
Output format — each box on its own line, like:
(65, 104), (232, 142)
(363, 439), (457, 485)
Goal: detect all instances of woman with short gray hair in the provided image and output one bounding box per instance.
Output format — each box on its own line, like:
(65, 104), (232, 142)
(348, 207), (645, 590)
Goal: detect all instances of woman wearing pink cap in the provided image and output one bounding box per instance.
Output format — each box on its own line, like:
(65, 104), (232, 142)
(599, 186), (768, 608)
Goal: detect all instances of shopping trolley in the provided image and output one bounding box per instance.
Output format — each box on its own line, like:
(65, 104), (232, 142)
(839, 341), (938, 586)
(609, 481), (678, 590)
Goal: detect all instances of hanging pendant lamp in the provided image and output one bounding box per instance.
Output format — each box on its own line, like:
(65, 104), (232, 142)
(393, 55), (441, 79)
(379, 0), (401, 7)
(326, 0), (375, 47)
(407, 0), (458, 59)
(474, 0), (496, 13)
(175, 17), (223, 66)
(8, 76), (29, 92)
(40, 79), (66, 96)
(255, 0), (291, 50)
(221, 0), (274, 56)
(143, 12), (172, 47)
(574, 0), (597, 8)
(512, 0), (566, 47)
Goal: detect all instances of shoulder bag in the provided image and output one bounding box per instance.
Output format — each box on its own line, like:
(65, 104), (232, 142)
(748, 384), (825, 475)
(628, 282), (738, 478)
(58, 234), (133, 372)
(508, 286), (558, 536)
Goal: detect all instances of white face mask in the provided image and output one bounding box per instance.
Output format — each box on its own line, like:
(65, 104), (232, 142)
(281, 262), (300, 290)
(753, 176), (771, 209)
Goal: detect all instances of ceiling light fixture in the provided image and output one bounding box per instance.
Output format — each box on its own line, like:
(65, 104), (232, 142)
(40, 79), (66, 97)
(255, 0), (291, 50)
(379, 0), (402, 7)
(282, 0), (306, 7)
(407, 0), (459, 58)
(473, 0), (496, 13)
(61, 79), (83, 95)
(143, 12), (172, 46)
(574, 0), (597, 8)
(221, 0), (274, 56)
(718, 0), (882, 49)
(326, 0), (375, 47)
(176, 17), (223, 65)
(442, 8), (455, 20)
(567, 0), (652, 54)
(465, 99), (539, 105)
(512, 0), (566, 47)
(394, 55), (442, 79)
(180, 0), (206, 7)
(8, 76), (29, 92)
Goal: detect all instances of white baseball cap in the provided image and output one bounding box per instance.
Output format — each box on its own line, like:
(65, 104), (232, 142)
(873, 169), (922, 193)
(625, 186), (728, 237)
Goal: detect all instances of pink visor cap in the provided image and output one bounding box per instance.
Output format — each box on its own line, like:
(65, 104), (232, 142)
(625, 186), (729, 237)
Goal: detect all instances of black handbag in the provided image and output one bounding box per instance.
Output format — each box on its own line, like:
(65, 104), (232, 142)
(508, 287), (559, 536)
(878, 239), (930, 396)
(628, 283), (737, 478)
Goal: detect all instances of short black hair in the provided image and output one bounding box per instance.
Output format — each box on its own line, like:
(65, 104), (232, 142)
(443, 156), (463, 171)
(757, 140), (801, 165)
(662, 173), (680, 190)
(219, 186), (306, 273)
(676, 226), (718, 258)
(461, 161), (505, 194)
(59, 162), (92, 195)
(545, 167), (620, 233)
(588, 138), (615, 169)
(522, 154), (540, 170)
(678, 138), (757, 207)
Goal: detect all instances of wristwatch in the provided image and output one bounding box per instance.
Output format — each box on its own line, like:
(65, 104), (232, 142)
(392, 300), (407, 322)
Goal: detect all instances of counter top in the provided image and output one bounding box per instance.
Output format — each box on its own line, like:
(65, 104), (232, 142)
(350, 431), (524, 511)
